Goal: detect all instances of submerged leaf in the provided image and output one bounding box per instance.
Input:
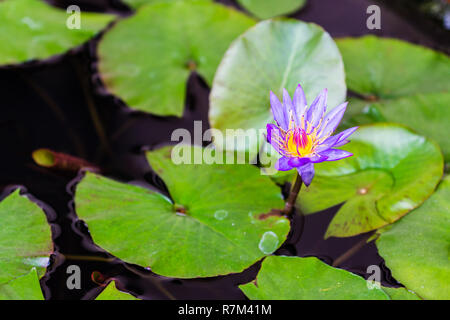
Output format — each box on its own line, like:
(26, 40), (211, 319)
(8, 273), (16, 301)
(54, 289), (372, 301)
(32, 148), (99, 172)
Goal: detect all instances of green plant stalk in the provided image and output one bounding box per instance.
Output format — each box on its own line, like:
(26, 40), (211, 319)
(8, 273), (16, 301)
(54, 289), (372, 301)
(332, 233), (373, 267)
(283, 172), (303, 215)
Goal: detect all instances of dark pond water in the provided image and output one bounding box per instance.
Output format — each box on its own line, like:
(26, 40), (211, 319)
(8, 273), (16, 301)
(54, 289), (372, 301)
(0, 0), (448, 299)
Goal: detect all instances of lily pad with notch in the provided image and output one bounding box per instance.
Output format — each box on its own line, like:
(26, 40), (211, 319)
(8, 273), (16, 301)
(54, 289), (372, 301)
(97, 0), (256, 116)
(74, 145), (290, 278)
(297, 123), (443, 238)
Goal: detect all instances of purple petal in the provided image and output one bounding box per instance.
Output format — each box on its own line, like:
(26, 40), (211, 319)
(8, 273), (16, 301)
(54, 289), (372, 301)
(315, 135), (340, 153)
(321, 134), (339, 146)
(318, 102), (348, 138)
(270, 91), (289, 130)
(288, 157), (310, 167)
(306, 89), (327, 129)
(292, 84), (307, 125)
(320, 149), (353, 161)
(266, 123), (277, 143)
(266, 124), (284, 155)
(336, 126), (358, 144)
(333, 139), (349, 147)
(309, 153), (328, 163)
(283, 89), (294, 112)
(275, 157), (293, 171)
(297, 162), (315, 186)
(316, 126), (358, 152)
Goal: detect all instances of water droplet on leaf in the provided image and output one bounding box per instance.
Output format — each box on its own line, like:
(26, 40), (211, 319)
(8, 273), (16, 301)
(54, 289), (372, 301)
(214, 210), (228, 220)
(258, 231), (279, 254)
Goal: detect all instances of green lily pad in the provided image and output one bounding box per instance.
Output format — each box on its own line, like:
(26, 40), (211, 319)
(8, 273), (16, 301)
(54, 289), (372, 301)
(337, 36), (450, 161)
(345, 93), (450, 163)
(97, 0), (255, 116)
(123, 0), (207, 10)
(0, 189), (53, 284)
(209, 19), (346, 156)
(376, 176), (450, 300)
(237, 0), (306, 19)
(381, 286), (420, 300)
(96, 281), (139, 300)
(0, 268), (44, 300)
(0, 0), (114, 66)
(75, 146), (289, 278)
(239, 256), (389, 299)
(297, 123), (443, 238)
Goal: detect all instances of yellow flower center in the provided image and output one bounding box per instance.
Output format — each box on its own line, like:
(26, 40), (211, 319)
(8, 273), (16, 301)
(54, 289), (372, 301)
(285, 128), (315, 157)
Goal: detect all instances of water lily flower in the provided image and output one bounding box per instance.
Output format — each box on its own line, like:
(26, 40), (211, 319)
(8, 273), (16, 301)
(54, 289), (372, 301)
(267, 84), (358, 186)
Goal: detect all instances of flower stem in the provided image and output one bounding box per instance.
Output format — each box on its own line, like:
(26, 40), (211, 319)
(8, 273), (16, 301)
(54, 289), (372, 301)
(332, 233), (372, 267)
(283, 172), (303, 215)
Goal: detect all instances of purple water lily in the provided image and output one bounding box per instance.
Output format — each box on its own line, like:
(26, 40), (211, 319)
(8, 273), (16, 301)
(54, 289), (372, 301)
(267, 84), (358, 186)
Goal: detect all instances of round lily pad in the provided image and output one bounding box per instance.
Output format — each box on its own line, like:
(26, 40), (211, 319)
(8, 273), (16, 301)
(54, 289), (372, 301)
(239, 256), (389, 299)
(337, 36), (450, 161)
(97, 0), (255, 116)
(75, 146), (289, 278)
(0, 189), (53, 284)
(237, 0), (307, 19)
(0, 268), (44, 300)
(0, 0), (114, 66)
(377, 176), (450, 300)
(96, 281), (139, 300)
(297, 123), (444, 238)
(209, 19), (346, 156)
